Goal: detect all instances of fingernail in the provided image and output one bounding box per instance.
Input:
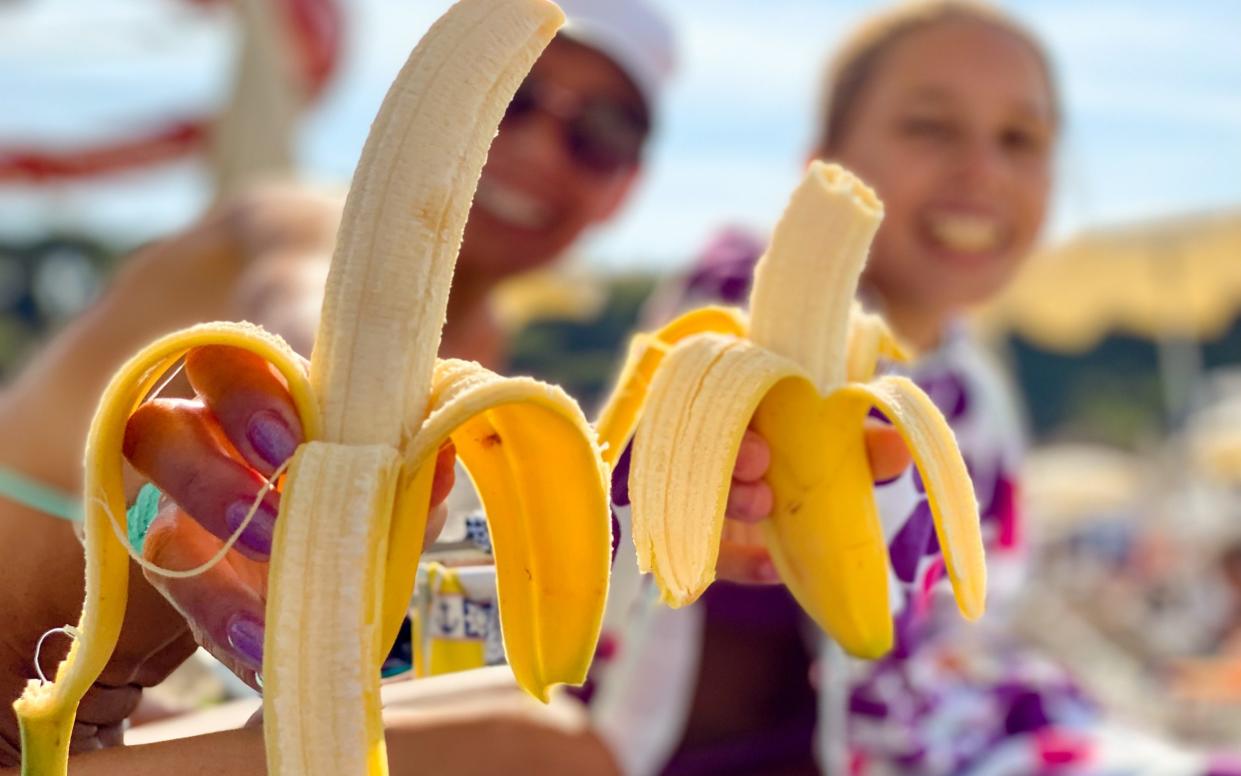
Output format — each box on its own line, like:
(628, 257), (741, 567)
(225, 498), (276, 556)
(226, 612), (265, 670)
(756, 560), (780, 583)
(247, 410), (297, 469)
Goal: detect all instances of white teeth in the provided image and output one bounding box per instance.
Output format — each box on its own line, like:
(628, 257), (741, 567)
(928, 213), (1002, 253)
(475, 178), (552, 229)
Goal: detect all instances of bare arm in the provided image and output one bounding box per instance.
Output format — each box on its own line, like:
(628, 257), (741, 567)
(0, 186), (340, 497)
(0, 186), (340, 763)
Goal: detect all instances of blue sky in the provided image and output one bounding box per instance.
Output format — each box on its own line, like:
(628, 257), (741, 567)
(1, 0), (1238, 272)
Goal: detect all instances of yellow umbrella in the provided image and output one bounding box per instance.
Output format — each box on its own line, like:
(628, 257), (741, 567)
(978, 210), (1241, 353)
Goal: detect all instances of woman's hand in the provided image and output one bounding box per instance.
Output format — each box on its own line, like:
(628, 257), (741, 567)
(715, 423), (911, 584)
(123, 345), (456, 688)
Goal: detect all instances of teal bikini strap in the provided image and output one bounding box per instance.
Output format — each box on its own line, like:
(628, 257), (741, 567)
(0, 466), (163, 552)
(0, 466), (80, 522)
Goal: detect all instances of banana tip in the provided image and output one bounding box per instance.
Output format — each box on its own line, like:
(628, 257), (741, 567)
(536, 0), (567, 32)
(807, 160), (883, 219)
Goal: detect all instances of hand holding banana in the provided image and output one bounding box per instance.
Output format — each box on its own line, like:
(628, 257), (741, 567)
(14, 2), (616, 774)
(597, 163), (988, 659)
(121, 345), (457, 689)
(716, 426), (911, 585)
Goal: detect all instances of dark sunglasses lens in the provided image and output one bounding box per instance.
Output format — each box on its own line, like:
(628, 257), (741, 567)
(502, 84), (538, 124)
(568, 103), (646, 173)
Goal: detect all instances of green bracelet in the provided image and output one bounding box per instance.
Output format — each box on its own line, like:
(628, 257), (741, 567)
(126, 482), (164, 553)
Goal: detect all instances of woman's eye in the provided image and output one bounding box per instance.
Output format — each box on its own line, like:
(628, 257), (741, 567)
(1000, 126), (1045, 154)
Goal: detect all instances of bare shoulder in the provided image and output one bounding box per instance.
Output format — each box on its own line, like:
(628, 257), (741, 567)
(219, 182), (347, 261)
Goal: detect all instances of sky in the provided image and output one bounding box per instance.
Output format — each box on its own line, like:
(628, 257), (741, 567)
(0, 0), (1238, 273)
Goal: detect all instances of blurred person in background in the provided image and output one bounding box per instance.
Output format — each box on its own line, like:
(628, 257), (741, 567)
(0, 0), (674, 768)
(592, 2), (1241, 774)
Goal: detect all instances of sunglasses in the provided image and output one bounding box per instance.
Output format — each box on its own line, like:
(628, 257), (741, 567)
(501, 78), (650, 175)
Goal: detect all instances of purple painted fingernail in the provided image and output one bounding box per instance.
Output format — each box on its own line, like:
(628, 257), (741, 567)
(247, 410), (297, 469)
(226, 612), (265, 670)
(225, 498), (276, 557)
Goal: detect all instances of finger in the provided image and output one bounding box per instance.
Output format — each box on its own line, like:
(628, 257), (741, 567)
(186, 345), (304, 476)
(725, 479), (773, 523)
(124, 399), (279, 560)
(97, 552), (198, 688)
(715, 539), (781, 585)
(95, 722), (126, 749)
(420, 442), (457, 548)
(864, 422), (911, 483)
(429, 440), (456, 509)
(75, 684), (141, 732)
(424, 503), (450, 548)
(732, 429), (771, 483)
(143, 506), (266, 687)
(67, 722), (105, 755)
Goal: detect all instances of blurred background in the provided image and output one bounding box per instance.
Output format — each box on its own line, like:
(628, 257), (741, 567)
(3, 0), (1241, 752)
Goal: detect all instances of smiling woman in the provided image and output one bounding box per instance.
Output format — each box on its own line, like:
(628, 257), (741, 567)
(594, 2), (1241, 774)
(459, 36), (649, 280)
(586, 2), (1236, 775)
(814, 2), (1057, 351)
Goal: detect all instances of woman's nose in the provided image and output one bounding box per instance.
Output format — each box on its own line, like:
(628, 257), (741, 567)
(952, 132), (1009, 192)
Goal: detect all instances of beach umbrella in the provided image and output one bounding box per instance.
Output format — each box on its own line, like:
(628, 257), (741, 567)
(983, 211), (1241, 352)
(980, 210), (1241, 426)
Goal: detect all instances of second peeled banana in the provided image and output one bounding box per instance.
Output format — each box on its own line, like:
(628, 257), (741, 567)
(601, 161), (988, 659)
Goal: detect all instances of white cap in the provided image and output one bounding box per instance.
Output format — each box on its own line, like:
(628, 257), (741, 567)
(554, 0), (677, 115)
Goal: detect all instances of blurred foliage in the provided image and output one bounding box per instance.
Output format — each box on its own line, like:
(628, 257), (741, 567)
(5, 231), (1240, 455)
(1009, 314), (1241, 448)
(516, 276), (1241, 450)
(0, 235), (118, 380)
(507, 273), (658, 412)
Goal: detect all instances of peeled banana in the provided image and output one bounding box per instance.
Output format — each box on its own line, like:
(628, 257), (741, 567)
(609, 162), (987, 659)
(14, 1), (614, 774)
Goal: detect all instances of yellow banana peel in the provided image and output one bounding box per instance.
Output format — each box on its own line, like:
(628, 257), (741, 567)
(608, 162), (986, 659)
(14, 1), (614, 774)
(596, 306), (747, 466)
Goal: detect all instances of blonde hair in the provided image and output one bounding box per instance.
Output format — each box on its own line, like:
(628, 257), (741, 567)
(816, 0), (1060, 152)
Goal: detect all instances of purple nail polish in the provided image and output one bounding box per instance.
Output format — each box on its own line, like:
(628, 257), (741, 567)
(226, 612), (266, 670)
(225, 498), (276, 557)
(247, 410), (297, 469)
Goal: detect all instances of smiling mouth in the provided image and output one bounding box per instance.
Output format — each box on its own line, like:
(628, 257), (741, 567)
(926, 212), (1005, 255)
(475, 177), (553, 230)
